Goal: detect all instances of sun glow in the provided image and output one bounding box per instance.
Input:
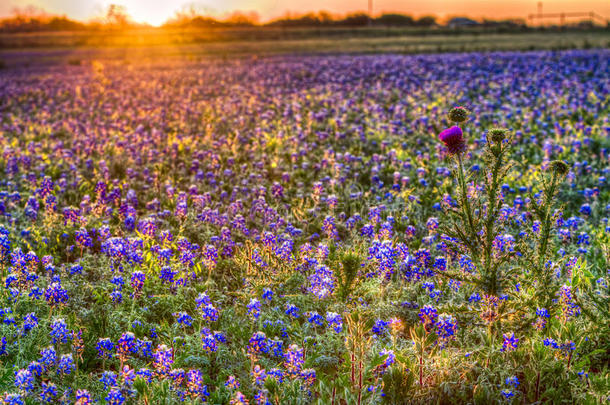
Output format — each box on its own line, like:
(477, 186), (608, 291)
(2, 0), (609, 25)
(98, 0), (181, 26)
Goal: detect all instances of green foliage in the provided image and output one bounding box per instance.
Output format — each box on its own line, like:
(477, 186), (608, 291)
(337, 252), (361, 302)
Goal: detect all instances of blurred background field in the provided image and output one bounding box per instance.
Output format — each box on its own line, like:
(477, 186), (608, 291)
(0, 29), (609, 67)
(1, 2), (608, 67)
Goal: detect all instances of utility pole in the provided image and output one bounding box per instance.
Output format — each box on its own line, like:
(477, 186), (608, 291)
(530, 2), (543, 26)
(368, 0), (373, 26)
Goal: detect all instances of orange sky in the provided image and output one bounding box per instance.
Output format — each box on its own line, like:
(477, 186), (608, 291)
(3, 0), (609, 25)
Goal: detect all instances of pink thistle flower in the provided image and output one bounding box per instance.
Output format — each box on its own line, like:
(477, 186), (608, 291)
(439, 126), (467, 155)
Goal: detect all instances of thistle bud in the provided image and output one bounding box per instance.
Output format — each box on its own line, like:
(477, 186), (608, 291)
(547, 160), (569, 177)
(448, 106), (470, 123)
(488, 128), (508, 144)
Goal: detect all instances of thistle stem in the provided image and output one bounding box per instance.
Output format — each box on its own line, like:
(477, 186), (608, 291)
(457, 153), (478, 256)
(536, 172), (559, 304)
(537, 173), (558, 271)
(483, 145), (503, 277)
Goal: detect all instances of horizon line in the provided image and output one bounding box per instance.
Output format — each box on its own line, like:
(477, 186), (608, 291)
(2, 5), (608, 27)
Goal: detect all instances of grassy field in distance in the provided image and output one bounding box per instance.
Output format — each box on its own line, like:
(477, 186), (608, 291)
(0, 29), (608, 67)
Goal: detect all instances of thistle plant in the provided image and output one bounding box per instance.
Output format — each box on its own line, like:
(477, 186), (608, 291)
(336, 252), (360, 302)
(439, 108), (517, 298)
(520, 160), (569, 307)
(438, 107), (573, 369)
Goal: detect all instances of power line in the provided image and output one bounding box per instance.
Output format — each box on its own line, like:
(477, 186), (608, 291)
(528, 1), (607, 26)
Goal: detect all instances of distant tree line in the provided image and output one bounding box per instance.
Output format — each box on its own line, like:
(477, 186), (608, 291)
(0, 5), (135, 32)
(0, 15), (87, 32)
(264, 12), (440, 28)
(0, 5), (606, 33)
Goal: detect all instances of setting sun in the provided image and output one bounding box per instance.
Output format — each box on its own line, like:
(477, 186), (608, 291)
(97, 0), (183, 26)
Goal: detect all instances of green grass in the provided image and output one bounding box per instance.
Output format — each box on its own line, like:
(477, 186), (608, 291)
(0, 30), (608, 67)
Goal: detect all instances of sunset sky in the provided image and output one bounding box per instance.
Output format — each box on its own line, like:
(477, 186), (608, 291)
(3, 0), (609, 25)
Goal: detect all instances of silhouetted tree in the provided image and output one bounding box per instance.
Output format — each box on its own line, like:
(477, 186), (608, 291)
(105, 4), (131, 29)
(415, 16), (437, 27)
(375, 13), (415, 26)
(339, 13), (370, 27)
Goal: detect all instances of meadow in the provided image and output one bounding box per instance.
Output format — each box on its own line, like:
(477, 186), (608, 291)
(0, 49), (608, 404)
(1, 29), (609, 68)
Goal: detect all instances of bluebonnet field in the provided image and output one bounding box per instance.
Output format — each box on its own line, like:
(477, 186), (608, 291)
(0, 49), (608, 404)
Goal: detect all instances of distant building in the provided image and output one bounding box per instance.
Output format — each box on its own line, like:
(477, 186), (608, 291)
(447, 17), (480, 28)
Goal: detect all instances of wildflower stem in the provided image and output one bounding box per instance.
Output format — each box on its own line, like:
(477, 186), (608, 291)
(129, 297), (135, 323)
(535, 171), (560, 306)
(357, 359), (363, 405)
(351, 352), (355, 384)
(419, 351), (424, 386)
(537, 172), (558, 272)
(483, 142), (504, 294)
(456, 153), (478, 258)
(486, 322), (494, 368)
